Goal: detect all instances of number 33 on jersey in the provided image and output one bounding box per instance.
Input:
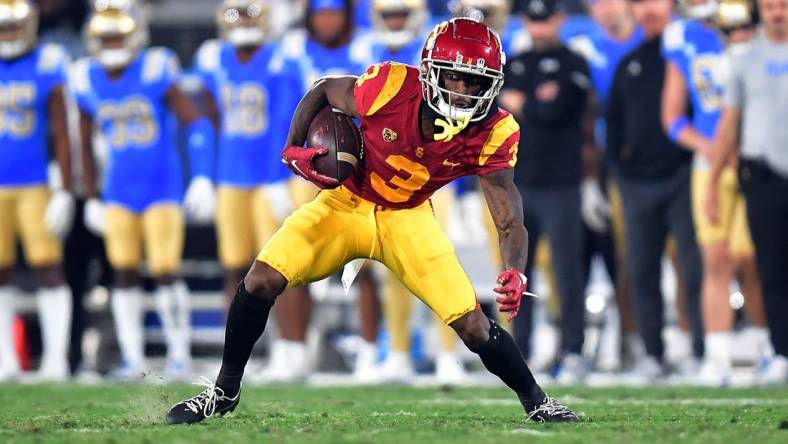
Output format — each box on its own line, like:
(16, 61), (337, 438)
(343, 62), (521, 209)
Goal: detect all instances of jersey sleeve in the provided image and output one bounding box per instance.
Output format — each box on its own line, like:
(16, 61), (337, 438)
(476, 113), (520, 175)
(142, 47), (181, 97)
(723, 46), (747, 109)
(69, 58), (97, 116)
(353, 62), (409, 117)
(661, 20), (686, 64)
(36, 43), (69, 97)
(194, 39), (222, 96)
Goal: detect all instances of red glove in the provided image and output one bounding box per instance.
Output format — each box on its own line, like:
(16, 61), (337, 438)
(494, 269), (534, 321)
(281, 145), (340, 189)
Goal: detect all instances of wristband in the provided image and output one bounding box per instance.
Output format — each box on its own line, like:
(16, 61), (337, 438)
(667, 116), (689, 144)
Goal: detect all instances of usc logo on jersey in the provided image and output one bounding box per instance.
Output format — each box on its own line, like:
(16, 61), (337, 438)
(382, 127), (397, 143)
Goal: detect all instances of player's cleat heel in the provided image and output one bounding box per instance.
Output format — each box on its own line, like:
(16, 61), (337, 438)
(527, 396), (579, 423)
(165, 377), (241, 425)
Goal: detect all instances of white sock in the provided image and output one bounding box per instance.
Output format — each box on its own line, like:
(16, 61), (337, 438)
(36, 286), (72, 370)
(751, 327), (775, 359)
(0, 286), (20, 372)
(111, 287), (145, 369)
(625, 333), (646, 359)
(705, 332), (732, 369)
(172, 281), (191, 362)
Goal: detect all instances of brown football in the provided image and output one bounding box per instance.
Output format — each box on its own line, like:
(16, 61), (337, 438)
(306, 106), (363, 186)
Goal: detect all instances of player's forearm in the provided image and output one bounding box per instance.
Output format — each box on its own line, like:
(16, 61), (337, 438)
(709, 108), (740, 183)
(49, 87), (72, 190)
(498, 224), (529, 272)
(286, 77), (357, 147)
(79, 111), (98, 198)
(481, 172), (529, 272)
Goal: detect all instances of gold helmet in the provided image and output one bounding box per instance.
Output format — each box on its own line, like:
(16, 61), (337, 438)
(677, 0), (719, 20)
(85, 0), (148, 70)
(716, 0), (754, 31)
(216, 0), (269, 48)
(0, 0), (38, 59)
(371, 0), (427, 48)
(452, 0), (510, 33)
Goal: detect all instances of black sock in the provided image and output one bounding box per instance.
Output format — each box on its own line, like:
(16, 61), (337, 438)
(475, 319), (546, 412)
(216, 282), (274, 395)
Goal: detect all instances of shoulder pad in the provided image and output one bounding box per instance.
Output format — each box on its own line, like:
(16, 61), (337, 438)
(479, 113), (520, 167)
(663, 20), (687, 51)
(354, 62), (410, 117)
(196, 39), (223, 72)
(37, 43), (69, 74)
(69, 57), (93, 95)
(142, 47), (180, 85)
(280, 29), (307, 59)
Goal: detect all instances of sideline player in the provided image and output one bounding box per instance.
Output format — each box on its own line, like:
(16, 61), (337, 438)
(167, 17), (578, 425)
(0, 0), (74, 382)
(194, 1), (297, 320)
(661, 0), (770, 385)
(265, 0), (379, 382)
(74, 0), (215, 379)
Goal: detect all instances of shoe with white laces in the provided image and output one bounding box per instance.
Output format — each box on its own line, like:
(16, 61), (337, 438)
(166, 377), (241, 425)
(527, 396), (579, 423)
(756, 355), (788, 386)
(555, 354), (590, 385)
(435, 352), (467, 386)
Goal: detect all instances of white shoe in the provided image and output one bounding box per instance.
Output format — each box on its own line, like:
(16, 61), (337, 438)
(555, 354), (590, 385)
(694, 360), (731, 387)
(0, 363), (21, 383)
(260, 340), (310, 383)
(165, 359), (192, 382)
(435, 352), (467, 386)
(620, 356), (663, 386)
(380, 351), (415, 384)
(28, 358), (69, 383)
(353, 341), (381, 384)
(756, 355), (788, 386)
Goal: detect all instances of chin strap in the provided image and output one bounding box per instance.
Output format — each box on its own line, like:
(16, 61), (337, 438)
(433, 115), (470, 142)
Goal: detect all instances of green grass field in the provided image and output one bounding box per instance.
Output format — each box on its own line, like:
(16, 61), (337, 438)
(1, 384), (787, 443)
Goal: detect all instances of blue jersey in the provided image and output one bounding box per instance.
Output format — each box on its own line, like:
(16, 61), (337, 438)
(279, 29), (369, 90)
(72, 48), (184, 213)
(195, 40), (297, 187)
(0, 44), (68, 186)
(569, 26), (644, 103)
(662, 19), (726, 139)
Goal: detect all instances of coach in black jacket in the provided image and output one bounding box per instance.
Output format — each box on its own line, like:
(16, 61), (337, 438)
(606, 0), (703, 378)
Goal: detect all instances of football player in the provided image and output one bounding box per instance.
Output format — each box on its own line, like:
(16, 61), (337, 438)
(454, 0), (532, 57)
(167, 18), (578, 425)
(194, 0), (299, 331)
(74, 0), (215, 379)
(265, 0), (380, 383)
(0, 0), (74, 382)
(662, 0), (770, 385)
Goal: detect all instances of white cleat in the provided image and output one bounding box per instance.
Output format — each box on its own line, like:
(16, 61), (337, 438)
(693, 361), (731, 388)
(435, 352), (467, 386)
(24, 359), (70, 384)
(353, 341), (382, 385)
(0, 363), (21, 383)
(620, 356), (663, 386)
(380, 351), (415, 384)
(555, 354), (590, 385)
(259, 340), (311, 383)
(755, 355), (788, 386)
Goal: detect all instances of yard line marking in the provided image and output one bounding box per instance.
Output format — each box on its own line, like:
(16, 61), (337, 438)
(511, 428), (554, 436)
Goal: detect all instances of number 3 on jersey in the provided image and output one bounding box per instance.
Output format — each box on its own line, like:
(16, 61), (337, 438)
(370, 155), (430, 203)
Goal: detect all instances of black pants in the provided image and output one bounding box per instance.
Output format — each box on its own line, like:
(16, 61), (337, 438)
(618, 164), (704, 361)
(740, 160), (788, 358)
(515, 184), (586, 358)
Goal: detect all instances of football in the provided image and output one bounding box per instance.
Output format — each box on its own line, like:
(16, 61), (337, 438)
(306, 106), (363, 185)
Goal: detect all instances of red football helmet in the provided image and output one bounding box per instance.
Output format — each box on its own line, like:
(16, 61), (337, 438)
(420, 17), (505, 122)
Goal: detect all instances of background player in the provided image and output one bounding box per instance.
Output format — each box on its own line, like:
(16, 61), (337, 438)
(74, 0), (215, 379)
(265, 0), (381, 382)
(167, 18), (577, 425)
(662, 0), (770, 385)
(0, 0), (74, 382)
(194, 0), (298, 329)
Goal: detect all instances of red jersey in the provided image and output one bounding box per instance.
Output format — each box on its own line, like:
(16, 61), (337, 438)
(343, 62), (520, 209)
